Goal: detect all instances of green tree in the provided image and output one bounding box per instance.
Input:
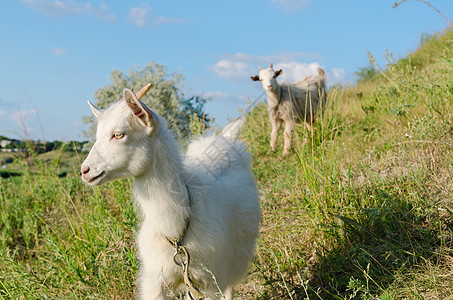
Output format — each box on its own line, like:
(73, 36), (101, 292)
(83, 62), (210, 139)
(354, 64), (378, 83)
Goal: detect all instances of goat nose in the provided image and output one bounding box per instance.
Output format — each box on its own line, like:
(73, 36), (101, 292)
(81, 166), (90, 175)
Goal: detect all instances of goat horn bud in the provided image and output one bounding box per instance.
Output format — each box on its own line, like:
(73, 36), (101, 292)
(136, 82), (152, 100)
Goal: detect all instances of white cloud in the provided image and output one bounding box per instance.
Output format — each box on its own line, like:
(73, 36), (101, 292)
(51, 47), (66, 55)
(276, 63), (347, 86)
(272, 61), (321, 83)
(208, 60), (253, 81)
(19, 0), (116, 21)
(208, 52), (323, 82)
(208, 52), (347, 86)
(128, 6), (148, 28)
(0, 110), (5, 116)
(128, 5), (182, 28)
(269, 0), (309, 12)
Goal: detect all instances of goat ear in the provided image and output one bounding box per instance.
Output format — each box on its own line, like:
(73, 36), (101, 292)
(87, 100), (104, 119)
(269, 63), (273, 69)
(275, 69), (283, 77)
(123, 89), (159, 136)
(251, 75), (260, 81)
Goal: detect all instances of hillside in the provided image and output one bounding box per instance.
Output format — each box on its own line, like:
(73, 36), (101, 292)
(239, 28), (453, 298)
(0, 29), (452, 299)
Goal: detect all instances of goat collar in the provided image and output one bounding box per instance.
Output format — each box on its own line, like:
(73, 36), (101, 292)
(165, 218), (190, 247)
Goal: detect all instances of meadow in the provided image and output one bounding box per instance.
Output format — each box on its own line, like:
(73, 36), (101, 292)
(1, 30), (453, 299)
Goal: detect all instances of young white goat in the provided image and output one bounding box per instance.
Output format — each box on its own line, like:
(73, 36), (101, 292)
(81, 87), (260, 299)
(251, 64), (327, 156)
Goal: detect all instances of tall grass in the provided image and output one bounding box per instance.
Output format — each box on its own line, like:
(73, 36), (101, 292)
(0, 162), (138, 299)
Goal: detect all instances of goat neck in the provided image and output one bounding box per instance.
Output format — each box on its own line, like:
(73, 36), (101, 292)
(134, 127), (191, 243)
(266, 84), (282, 109)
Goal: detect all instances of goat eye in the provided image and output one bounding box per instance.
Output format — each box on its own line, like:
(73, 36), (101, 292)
(112, 132), (125, 140)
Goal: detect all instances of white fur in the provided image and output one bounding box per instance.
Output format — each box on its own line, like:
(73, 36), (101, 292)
(81, 89), (260, 299)
(220, 115), (246, 140)
(251, 64), (327, 156)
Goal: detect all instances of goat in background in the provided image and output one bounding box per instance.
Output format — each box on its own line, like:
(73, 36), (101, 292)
(251, 64), (327, 156)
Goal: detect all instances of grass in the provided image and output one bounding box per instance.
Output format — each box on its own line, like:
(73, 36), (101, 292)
(1, 29), (453, 299)
(0, 168), (138, 299)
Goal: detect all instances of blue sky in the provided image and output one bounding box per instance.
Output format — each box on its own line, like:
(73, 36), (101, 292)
(0, 0), (452, 141)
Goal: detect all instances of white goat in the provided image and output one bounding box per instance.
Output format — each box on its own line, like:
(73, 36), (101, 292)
(81, 86), (260, 299)
(251, 64), (327, 156)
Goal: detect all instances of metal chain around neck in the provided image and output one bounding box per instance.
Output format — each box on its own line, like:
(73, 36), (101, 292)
(165, 184), (206, 299)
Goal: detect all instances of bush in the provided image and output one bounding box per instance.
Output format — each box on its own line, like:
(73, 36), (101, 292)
(83, 62), (211, 139)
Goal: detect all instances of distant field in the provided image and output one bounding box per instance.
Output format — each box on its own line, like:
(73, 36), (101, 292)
(0, 148), (85, 178)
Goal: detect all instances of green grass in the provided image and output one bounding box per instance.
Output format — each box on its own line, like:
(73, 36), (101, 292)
(0, 169), (138, 299)
(1, 29), (453, 299)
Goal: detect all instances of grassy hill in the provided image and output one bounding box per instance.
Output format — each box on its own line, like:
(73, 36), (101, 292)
(0, 29), (452, 299)
(239, 28), (453, 298)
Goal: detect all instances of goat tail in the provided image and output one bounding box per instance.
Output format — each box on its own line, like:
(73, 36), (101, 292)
(318, 67), (326, 80)
(220, 115), (246, 140)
